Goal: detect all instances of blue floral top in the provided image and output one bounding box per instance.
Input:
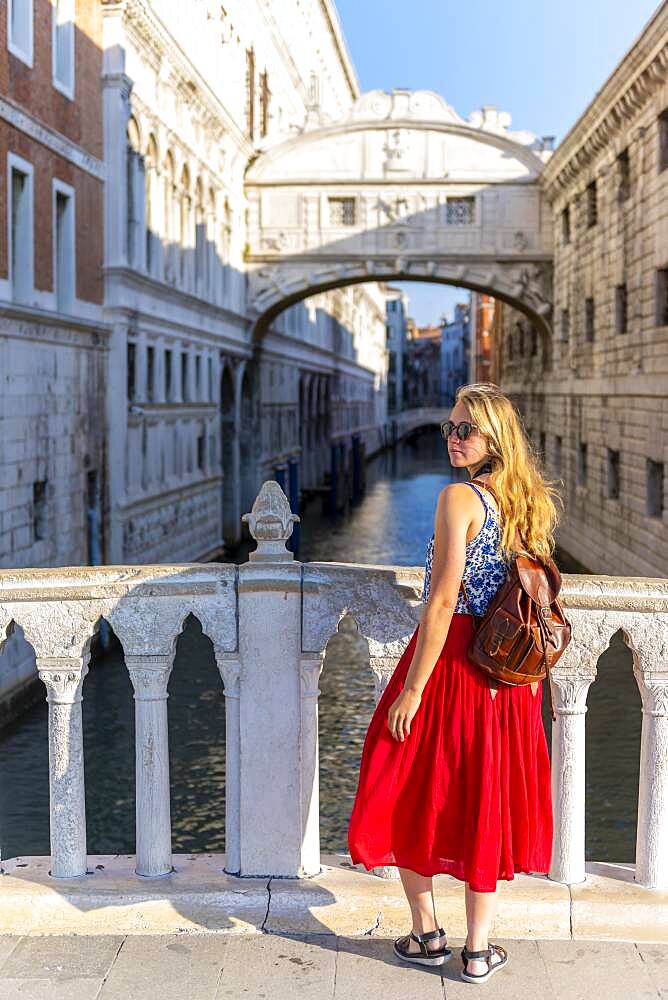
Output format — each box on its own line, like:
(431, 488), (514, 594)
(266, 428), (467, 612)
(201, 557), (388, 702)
(421, 481), (512, 616)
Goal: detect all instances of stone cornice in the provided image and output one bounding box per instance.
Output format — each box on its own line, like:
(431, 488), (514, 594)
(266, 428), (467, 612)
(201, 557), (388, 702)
(319, 0), (360, 101)
(542, 4), (668, 199)
(119, 0), (253, 157)
(0, 96), (105, 179)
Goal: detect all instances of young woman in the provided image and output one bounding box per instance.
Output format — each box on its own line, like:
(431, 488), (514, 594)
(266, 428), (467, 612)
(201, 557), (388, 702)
(347, 382), (562, 985)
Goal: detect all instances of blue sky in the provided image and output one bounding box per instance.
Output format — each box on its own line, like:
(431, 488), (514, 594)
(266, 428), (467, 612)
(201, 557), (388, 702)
(334, 0), (660, 325)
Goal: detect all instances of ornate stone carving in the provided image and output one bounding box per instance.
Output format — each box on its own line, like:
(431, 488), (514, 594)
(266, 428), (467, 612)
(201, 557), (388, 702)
(126, 655), (173, 701)
(216, 654), (241, 697)
(242, 480), (299, 559)
(36, 658), (89, 704)
(301, 657), (325, 699)
(637, 679), (668, 718)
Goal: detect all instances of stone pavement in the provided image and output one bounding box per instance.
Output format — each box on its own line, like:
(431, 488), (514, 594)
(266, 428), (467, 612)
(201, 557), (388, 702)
(0, 931), (666, 999)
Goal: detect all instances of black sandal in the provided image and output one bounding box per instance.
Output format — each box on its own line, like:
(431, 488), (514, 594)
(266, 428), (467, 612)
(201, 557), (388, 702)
(460, 943), (509, 983)
(393, 927), (453, 967)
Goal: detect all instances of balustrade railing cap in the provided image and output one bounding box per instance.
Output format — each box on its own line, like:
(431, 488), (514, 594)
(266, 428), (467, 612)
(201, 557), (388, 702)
(242, 481), (300, 562)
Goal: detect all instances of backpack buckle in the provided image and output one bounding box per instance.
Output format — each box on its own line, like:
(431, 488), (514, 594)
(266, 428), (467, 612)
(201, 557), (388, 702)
(540, 606), (552, 619)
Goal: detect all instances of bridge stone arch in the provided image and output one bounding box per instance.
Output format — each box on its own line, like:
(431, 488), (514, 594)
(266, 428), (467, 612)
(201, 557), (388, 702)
(245, 89), (554, 342)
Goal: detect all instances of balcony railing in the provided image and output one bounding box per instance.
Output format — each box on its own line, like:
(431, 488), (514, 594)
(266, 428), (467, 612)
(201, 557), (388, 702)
(0, 481), (666, 888)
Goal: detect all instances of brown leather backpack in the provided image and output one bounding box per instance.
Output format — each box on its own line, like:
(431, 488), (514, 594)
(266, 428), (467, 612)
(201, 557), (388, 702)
(459, 479), (572, 722)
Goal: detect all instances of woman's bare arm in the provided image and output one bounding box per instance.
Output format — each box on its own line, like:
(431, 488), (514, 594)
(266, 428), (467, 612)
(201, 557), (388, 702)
(386, 483), (474, 740)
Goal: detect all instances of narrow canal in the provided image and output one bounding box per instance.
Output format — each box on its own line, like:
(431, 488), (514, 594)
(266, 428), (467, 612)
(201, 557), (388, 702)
(0, 430), (641, 868)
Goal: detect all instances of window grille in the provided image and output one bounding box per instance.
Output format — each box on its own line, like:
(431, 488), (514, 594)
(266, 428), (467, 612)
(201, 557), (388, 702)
(446, 197), (475, 225)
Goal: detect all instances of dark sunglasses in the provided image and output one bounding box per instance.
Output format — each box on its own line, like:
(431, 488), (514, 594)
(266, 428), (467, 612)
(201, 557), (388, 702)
(441, 420), (480, 441)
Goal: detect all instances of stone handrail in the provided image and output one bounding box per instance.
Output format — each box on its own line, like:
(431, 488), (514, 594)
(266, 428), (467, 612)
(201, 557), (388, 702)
(0, 481), (666, 889)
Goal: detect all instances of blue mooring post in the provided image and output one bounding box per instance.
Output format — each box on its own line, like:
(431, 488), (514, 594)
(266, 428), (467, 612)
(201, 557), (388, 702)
(274, 465), (287, 493)
(351, 434), (361, 502)
(288, 458), (300, 554)
(330, 443), (338, 515)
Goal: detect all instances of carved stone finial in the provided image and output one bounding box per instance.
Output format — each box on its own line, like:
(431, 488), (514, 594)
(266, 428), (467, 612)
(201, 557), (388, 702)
(242, 481), (300, 561)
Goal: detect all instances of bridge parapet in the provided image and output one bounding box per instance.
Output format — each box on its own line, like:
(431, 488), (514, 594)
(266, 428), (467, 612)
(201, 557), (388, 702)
(0, 481), (666, 888)
(244, 89), (554, 335)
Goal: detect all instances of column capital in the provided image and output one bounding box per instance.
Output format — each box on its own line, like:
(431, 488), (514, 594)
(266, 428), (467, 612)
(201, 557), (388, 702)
(126, 654), (173, 702)
(301, 656), (324, 699)
(36, 657), (90, 705)
(215, 653), (240, 698)
(636, 674), (668, 717)
(548, 667), (595, 716)
(369, 656), (399, 703)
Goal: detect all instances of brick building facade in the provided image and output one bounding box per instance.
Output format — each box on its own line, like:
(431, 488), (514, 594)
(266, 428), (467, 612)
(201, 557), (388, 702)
(0, 0), (106, 570)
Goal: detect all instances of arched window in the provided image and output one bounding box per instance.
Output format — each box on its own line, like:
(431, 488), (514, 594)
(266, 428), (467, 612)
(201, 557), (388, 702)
(207, 187), (216, 301)
(163, 151), (177, 284)
(179, 164), (192, 290)
(145, 135), (159, 277)
(126, 117), (145, 268)
(194, 177), (206, 296)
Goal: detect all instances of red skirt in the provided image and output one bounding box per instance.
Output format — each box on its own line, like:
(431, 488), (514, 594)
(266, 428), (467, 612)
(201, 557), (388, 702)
(347, 613), (553, 892)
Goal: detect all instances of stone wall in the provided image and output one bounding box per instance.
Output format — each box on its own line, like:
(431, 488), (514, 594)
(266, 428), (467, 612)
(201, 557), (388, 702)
(493, 5), (668, 578)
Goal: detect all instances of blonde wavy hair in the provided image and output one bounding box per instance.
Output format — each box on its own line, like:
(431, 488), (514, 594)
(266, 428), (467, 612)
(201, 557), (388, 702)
(454, 382), (564, 564)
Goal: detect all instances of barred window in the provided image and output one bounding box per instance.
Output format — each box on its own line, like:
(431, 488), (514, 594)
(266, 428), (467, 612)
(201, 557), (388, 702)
(561, 204), (571, 245)
(328, 197), (356, 226)
(658, 108), (668, 173)
(586, 180), (597, 228)
(617, 148), (631, 202)
(446, 197), (475, 225)
(585, 297), (595, 342)
(646, 459), (664, 518)
(607, 449), (620, 499)
(577, 442), (588, 486)
(615, 283), (628, 333)
(560, 308), (570, 341)
(656, 268), (668, 327)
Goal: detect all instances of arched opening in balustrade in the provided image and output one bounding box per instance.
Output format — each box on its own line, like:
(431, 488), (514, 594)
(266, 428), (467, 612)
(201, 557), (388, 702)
(82, 617), (134, 854)
(585, 627), (641, 865)
(316, 611), (374, 855)
(168, 613), (226, 853)
(0, 620), (47, 860)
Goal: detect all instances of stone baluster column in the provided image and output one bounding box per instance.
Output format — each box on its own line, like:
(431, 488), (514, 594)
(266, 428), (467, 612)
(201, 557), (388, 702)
(36, 656), (90, 879)
(300, 656), (325, 875)
(634, 674), (668, 888)
(237, 481), (304, 876)
(126, 655), (174, 877)
(548, 666), (596, 884)
(216, 653), (241, 875)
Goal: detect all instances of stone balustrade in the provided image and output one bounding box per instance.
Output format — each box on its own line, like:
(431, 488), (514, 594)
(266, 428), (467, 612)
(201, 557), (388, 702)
(0, 481), (667, 890)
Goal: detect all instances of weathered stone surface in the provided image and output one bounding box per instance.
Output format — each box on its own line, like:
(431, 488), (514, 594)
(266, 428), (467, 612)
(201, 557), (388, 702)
(570, 862), (668, 942)
(334, 935), (445, 999)
(0, 934), (122, 980)
(537, 940), (659, 999)
(98, 935), (226, 1000)
(215, 934), (336, 1000)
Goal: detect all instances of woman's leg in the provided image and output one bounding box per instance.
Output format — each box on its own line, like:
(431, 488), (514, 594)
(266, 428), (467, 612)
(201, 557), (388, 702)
(398, 867), (447, 952)
(464, 883), (502, 974)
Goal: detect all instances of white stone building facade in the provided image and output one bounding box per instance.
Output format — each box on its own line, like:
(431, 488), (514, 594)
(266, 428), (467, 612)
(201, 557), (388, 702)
(102, 0), (390, 562)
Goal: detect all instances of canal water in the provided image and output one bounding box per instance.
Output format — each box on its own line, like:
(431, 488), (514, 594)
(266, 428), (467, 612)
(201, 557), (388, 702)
(0, 430), (641, 867)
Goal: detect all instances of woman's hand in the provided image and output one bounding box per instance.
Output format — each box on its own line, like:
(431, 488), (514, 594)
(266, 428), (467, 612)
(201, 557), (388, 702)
(387, 687), (422, 742)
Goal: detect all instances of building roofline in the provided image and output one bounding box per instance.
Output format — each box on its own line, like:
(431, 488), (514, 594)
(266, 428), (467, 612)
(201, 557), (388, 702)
(542, 2), (668, 192)
(320, 1), (360, 101)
